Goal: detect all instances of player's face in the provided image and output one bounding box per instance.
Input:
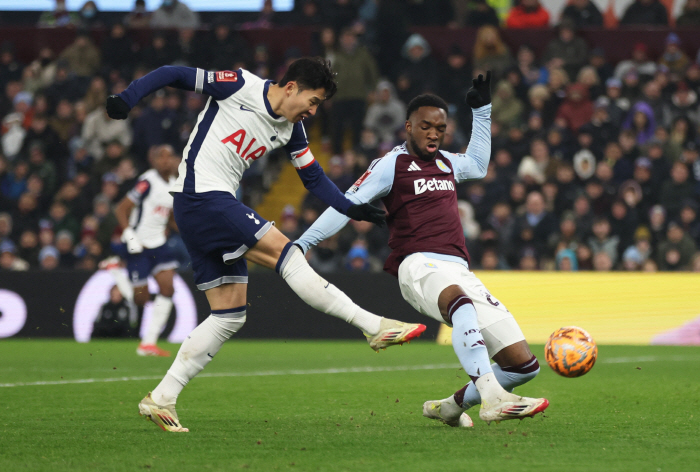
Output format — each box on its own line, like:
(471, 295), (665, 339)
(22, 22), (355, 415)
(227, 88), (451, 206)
(284, 83), (326, 123)
(405, 107), (447, 161)
(154, 151), (173, 175)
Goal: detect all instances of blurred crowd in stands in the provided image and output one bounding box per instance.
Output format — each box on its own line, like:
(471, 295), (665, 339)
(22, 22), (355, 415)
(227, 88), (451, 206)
(1, 0), (700, 274)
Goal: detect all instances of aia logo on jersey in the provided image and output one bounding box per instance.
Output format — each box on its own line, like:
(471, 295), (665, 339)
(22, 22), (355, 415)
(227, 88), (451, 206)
(221, 129), (267, 161)
(349, 170), (371, 194)
(413, 178), (455, 195)
(216, 71), (237, 82)
(153, 205), (170, 218)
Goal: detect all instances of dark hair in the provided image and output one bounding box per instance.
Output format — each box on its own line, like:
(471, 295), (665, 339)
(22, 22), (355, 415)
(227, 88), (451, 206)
(279, 57), (337, 99)
(405, 94), (449, 120)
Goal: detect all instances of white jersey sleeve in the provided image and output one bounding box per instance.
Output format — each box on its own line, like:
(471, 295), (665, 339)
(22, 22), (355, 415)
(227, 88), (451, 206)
(443, 104), (491, 183)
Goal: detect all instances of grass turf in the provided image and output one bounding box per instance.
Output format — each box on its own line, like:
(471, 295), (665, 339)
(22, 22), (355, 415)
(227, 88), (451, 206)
(0, 340), (698, 472)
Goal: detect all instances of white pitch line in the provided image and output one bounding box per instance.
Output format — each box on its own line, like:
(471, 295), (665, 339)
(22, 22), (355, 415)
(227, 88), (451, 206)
(1, 355), (698, 388)
(0, 363), (460, 388)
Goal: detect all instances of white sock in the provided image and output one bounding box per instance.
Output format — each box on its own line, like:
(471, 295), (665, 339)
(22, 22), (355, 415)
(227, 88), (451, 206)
(141, 295), (173, 346)
(458, 357), (541, 408)
(151, 308), (246, 406)
(278, 245), (381, 335)
(450, 298), (493, 380)
(109, 268), (134, 302)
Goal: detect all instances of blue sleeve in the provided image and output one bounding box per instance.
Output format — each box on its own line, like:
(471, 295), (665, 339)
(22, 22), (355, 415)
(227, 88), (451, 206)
(297, 161), (353, 214)
(444, 104), (491, 183)
(284, 122), (309, 157)
(118, 66), (245, 108)
(295, 155), (396, 253)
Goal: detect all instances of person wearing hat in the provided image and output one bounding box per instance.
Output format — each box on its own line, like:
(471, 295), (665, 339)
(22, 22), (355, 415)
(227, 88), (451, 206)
(38, 245), (59, 270)
(614, 43), (657, 81)
(364, 80), (406, 145)
(542, 18), (588, 81)
(57, 30), (100, 78)
(0, 240), (29, 271)
(659, 33), (690, 77)
(603, 77), (628, 123)
(619, 0), (669, 26)
(587, 47), (613, 83)
(331, 27), (379, 154)
(345, 243), (371, 272)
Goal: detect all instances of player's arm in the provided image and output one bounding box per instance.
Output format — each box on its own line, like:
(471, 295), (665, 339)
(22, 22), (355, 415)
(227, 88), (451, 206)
(285, 122), (385, 226)
(445, 72), (492, 183)
(106, 66), (243, 119)
(115, 180), (151, 254)
(294, 156), (395, 254)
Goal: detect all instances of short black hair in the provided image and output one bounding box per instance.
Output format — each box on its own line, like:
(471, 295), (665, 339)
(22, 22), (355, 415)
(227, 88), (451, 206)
(406, 94), (449, 120)
(279, 57), (337, 99)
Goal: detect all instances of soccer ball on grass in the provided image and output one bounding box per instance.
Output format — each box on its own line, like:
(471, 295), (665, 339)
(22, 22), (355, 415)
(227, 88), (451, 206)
(544, 326), (597, 378)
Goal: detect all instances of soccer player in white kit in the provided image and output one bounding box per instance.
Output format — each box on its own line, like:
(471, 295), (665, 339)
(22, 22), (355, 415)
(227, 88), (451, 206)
(106, 57), (426, 432)
(113, 145), (179, 357)
(297, 73), (549, 426)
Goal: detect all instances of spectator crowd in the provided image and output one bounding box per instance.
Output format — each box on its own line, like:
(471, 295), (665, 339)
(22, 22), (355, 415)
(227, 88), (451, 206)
(1, 0), (700, 274)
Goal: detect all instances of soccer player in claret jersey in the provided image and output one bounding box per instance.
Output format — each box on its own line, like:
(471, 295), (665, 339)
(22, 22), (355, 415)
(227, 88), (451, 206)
(112, 145), (179, 357)
(297, 72), (550, 426)
(106, 57), (426, 432)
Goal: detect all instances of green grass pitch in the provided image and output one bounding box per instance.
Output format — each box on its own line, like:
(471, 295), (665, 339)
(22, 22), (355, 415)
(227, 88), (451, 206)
(1, 339), (699, 471)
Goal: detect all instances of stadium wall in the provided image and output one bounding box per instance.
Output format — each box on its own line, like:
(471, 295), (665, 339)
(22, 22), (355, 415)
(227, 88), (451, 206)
(0, 271), (697, 345)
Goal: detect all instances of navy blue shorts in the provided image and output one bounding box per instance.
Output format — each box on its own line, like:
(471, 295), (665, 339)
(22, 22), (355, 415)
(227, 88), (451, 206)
(173, 191), (272, 290)
(126, 243), (179, 287)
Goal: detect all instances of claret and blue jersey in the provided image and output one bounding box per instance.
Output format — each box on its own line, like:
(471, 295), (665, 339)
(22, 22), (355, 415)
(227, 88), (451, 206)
(297, 104), (492, 276)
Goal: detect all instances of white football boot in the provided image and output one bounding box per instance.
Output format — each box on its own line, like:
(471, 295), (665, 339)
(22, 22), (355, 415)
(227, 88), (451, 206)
(422, 397), (474, 428)
(478, 393), (549, 424)
(365, 318), (426, 351)
(138, 393), (189, 432)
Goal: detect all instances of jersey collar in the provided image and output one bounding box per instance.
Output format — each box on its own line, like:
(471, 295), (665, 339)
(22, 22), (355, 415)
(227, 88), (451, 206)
(263, 80), (281, 119)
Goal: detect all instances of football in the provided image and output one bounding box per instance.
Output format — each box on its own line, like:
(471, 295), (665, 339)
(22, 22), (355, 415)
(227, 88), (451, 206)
(545, 326), (598, 378)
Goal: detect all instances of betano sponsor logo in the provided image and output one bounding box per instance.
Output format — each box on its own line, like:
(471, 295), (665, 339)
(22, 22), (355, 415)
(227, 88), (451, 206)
(413, 178), (455, 195)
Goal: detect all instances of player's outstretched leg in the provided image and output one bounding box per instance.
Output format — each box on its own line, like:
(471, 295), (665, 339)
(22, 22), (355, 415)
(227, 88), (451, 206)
(443, 293), (548, 425)
(276, 242), (426, 351)
(424, 355), (541, 427)
(140, 307), (246, 432)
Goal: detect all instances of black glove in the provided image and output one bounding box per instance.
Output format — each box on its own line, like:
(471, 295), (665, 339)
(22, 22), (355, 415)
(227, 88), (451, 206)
(106, 95), (131, 120)
(465, 70), (492, 109)
(346, 203), (386, 227)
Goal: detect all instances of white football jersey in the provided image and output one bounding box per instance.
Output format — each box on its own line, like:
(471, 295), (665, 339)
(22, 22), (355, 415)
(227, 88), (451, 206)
(172, 68), (311, 195)
(127, 169), (176, 248)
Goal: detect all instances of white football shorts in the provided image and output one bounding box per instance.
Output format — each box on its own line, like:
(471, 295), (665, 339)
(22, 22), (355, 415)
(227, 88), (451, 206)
(397, 253), (525, 357)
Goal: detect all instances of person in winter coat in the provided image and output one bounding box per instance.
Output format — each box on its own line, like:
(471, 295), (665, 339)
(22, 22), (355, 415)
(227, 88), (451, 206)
(363, 80), (406, 145)
(556, 83), (593, 134)
(506, 0), (550, 28)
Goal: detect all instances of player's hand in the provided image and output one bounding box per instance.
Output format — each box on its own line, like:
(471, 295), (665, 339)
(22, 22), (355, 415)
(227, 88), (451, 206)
(106, 95), (131, 120)
(346, 203), (386, 227)
(121, 227), (144, 254)
(465, 71), (491, 109)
